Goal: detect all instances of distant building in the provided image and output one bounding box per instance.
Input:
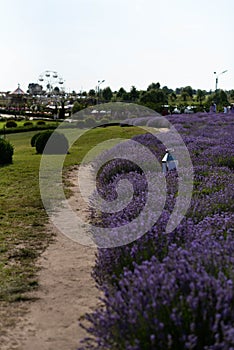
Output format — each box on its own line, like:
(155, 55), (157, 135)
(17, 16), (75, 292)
(9, 84), (27, 110)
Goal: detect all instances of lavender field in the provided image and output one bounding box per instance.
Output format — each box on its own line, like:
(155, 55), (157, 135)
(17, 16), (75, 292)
(79, 113), (234, 350)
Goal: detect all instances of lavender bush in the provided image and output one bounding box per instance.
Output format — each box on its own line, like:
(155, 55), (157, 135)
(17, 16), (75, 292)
(79, 113), (234, 350)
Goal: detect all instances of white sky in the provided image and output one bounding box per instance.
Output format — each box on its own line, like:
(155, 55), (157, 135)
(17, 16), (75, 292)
(0, 0), (233, 93)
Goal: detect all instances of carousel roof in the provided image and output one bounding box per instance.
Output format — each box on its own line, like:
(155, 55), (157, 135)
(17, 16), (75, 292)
(11, 84), (25, 95)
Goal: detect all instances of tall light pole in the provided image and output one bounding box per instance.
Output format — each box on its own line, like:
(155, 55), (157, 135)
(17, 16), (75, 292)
(214, 70), (227, 91)
(97, 79), (105, 104)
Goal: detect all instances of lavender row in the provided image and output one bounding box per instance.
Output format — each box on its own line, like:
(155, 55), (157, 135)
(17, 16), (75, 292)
(79, 113), (234, 349)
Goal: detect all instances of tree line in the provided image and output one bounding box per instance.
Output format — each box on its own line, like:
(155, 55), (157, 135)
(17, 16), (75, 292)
(71, 82), (234, 114)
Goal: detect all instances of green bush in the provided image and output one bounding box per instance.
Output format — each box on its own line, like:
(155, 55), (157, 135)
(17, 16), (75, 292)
(76, 120), (86, 129)
(5, 120), (17, 128)
(84, 117), (96, 128)
(217, 156), (234, 170)
(31, 132), (43, 147)
(35, 130), (69, 154)
(36, 120), (46, 126)
(98, 117), (110, 125)
(0, 138), (14, 165)
(24, 121), (33, 127)
(72, 101), (84, 114)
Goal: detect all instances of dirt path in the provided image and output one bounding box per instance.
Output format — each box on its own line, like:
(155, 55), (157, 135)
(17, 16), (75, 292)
(1, 165), (99, 350)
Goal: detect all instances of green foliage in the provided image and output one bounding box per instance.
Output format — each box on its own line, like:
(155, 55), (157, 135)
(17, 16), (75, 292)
(129, 86), (139, 101)
(84, 117), (96, 128)
(102, 87), (113, 102)
(72, 101), (84, 114)
(88, 89), (96, 97)
(30, 132), (43, 147)
(35, 130), (69, 154)
(196, 89), (206, 105)
(5, 120), (17, 128)
(36, 120), (46, 126)
(24, 121), (33, 127)
(147, 82), (160, 91)
(98, 117), (110, 125)
(206, 90), (229, 110)
(139, 89), (168, 112)
(76, 120), (86, 129)
(117, 87), (127, 98)
(0, 138), (14, 165)
(182, 86), (194, 99)
(217, 156), (234, 170)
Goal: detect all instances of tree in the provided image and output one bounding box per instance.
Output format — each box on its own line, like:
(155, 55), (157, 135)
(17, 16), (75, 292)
(170, 92), (177, 102)
(215, 90), (229, 106)
(196, 89), (206, 105)
(129, 86), (139, 101)
(182, 86), (193, 99)
(117, 87), (127, 99)
(181, 91), (189, 102)
(139, 89), (168, 111)
(88, 89), (96, 97)
(162, 86), (173, 95)
(175, 87), (182, 95)
(102, 87), (113, 101)
(72, 101), (84, 114)
(147, 82), (160, 91)
(206, 90), (229, 111)
(28, 83), (43, 95)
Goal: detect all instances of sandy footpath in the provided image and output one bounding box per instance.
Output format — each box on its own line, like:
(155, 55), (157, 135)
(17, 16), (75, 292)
(0, 165), (99, 350)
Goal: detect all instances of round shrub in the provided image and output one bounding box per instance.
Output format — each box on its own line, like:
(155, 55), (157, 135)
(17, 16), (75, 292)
(84, 117), (96, 128)
(76, 120), (86, 129)
(0, 138), (14, 165)
(98, 117), (110, 126)
(24, 121), (33, 127)
(36, 120), (46, 126)
(5, 120), (17, 128)
(147, 117), (170, 128)
(35, 130), (69, 154)
(31, 132), (43, 147)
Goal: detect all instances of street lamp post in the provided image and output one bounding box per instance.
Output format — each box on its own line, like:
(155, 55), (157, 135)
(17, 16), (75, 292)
(97, 80), (105, 104)
(213, 70), (228, 91)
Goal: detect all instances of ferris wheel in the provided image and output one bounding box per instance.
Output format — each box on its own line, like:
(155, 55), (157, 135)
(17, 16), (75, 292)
(38, 70), (65, 94)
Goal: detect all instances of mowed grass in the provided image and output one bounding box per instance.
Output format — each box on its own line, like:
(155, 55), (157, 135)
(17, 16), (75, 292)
(0, 131), (50, 302)
(0, 125), (146, 303)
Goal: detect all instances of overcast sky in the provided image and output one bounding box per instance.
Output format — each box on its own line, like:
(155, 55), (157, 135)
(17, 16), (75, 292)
(0, 0), (233, 93)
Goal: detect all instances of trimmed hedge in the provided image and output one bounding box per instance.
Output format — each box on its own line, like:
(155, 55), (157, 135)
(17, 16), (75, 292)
(35, 130), (69, 154)
(5, 120), (17, 128)
(36, 120), (46, 126)
(76, 120), (86, 129)
(84, 117), (96, 128)
(0, 138), (14, 165)
(0, 124), (58, 135)
(31, 132), (43, 147)
(24, 121), (33, 127)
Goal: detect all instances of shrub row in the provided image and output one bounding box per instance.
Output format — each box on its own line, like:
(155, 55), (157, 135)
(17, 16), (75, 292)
(4, 120), (46, 128)
(0, 124), (57, 135)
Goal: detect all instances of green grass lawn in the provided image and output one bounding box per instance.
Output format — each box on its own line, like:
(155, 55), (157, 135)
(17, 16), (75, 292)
(0, 125), (146, 303)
